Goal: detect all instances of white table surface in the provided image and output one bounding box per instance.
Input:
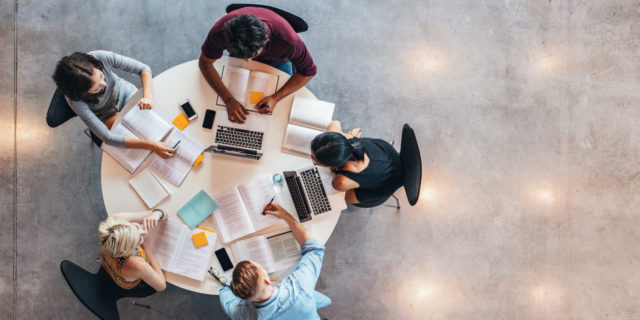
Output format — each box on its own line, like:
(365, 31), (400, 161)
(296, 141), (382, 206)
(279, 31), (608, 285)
(100, 57), (342, 295)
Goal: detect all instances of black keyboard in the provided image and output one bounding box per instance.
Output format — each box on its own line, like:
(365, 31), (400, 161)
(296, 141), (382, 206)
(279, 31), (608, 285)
(283, 171), (311, 222)
(300, 167), (331, 215)
(215, 125), (264, 150)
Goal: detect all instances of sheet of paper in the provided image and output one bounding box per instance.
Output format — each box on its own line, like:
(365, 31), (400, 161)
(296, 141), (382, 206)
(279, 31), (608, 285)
(246, 70), (278, 110)
(144, 218), (185, 271)
(150, 130), (205, 186)
(267, 232), (301, 270)
(122, 107), (172, 142)
(218, 66), (250, 106)
(233, 235), (276, 273)
(210, 188), (255, 244)
(282, 124), (323, 156)
(171, 229), (217, 281)
(289, 96), (335, 130)
(177, 189), (218, 229)
(128, 167), (169, 208)
(238, 174), (283, 231)
(102, 124), (151, 173)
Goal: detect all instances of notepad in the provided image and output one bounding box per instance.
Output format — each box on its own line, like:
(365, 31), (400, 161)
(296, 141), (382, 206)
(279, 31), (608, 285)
(281, 96), (335, 157)
(128, 168), (169, 208)
(172, 113), (190, 131)
(191, 231), (209, 248)
(216, 65), (279, 112)
(178, 189), (218, 229)
(150, 129), (205, 186)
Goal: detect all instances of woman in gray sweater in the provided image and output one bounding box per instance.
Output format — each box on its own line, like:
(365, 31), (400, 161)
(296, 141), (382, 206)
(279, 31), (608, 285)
(52, 50), (175, 158)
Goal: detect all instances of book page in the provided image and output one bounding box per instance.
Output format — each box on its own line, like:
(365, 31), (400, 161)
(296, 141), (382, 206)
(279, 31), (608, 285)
(170, 229), (217, 281)
(150, 129), (205, 186)
(245, 71), (278, 111)
(237, 174), (283, 231)
(144, 218), (185, 271)
(210, 188), (255, 244)
(282, 124), (324, 156)
(217, 66), (250, 106)
(233, 236), (276, 273)
(266, 232), (301, 271)
(102, 124), (152, 173)
(289, 96), (335, 130)
(128, 168), (169, 208)
(122, 107), (172, 142)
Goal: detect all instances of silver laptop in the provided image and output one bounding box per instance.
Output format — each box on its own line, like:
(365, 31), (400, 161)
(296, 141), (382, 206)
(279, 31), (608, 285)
(208, 110), (269, 160)
(282, 166), (346, 222)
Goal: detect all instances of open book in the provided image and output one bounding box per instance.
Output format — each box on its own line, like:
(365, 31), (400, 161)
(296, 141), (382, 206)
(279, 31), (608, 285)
(145, 218), (217, 281)
(282, 96), (335, 157)
(231, 232), (301, 273)
(216, 65), (279, 112)
(102, 107), (173, 173)
(210, 174), (284, 244)
(150, 129), (205, 186)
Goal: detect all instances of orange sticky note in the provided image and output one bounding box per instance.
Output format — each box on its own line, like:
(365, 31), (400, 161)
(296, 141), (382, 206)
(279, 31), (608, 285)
(173, 113), (190, 131)
(249, 91), (264, 104)
(193, 154), (204, 167)
(192, 231), (208, 248)
(201, 227), (215, 234)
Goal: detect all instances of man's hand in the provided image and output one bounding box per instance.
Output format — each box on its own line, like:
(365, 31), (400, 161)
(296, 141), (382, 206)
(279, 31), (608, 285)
(226, 98), (249, 123)
(262, 203), (292, 221)
(256, 94), (279, 114)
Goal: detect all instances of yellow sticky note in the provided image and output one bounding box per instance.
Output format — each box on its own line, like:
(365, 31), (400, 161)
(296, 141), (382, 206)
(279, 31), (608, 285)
(173, 113), (190, 131)
(192, 231), (208, 248)
(202, 227), (215, 234)
(249, 91), (264, 104)
(193, 154), (204, 167)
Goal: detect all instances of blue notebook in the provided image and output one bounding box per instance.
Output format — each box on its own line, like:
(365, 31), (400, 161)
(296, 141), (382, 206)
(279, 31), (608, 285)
(178, 189), (218, 229)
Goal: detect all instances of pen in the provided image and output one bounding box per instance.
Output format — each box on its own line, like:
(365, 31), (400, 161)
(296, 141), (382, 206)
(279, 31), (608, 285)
(261, 196), (276, 215)
(172, 140), (182, 150)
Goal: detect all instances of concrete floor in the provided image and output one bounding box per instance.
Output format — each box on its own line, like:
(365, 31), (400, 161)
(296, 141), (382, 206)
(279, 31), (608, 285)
(2, 0), (640, 319)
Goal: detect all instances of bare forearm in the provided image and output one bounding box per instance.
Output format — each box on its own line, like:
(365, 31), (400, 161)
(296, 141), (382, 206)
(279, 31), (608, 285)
(198, 58), (234, 102)
(112, 210), (153, 223)
(140, 71), (153, 99)
(144, 246), (165, 280)
(125, 137), (157, 151)
(272, 73), (313, 101)
(283, 215), (311, 245)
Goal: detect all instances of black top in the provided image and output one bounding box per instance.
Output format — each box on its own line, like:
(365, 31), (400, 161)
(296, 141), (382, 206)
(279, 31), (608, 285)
(337, 138), (403, 192)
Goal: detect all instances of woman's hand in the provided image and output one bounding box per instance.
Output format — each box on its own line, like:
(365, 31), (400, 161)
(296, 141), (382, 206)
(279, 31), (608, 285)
(347, 128), (362, 138)
(152, 142), (176, 159)
(138, 97), (153, 110)
(142, 213), (160, 232)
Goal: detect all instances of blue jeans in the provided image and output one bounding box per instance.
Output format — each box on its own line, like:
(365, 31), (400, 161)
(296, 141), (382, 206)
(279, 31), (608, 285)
(270, 60), (293, 75)
(314, 290), (332, 309)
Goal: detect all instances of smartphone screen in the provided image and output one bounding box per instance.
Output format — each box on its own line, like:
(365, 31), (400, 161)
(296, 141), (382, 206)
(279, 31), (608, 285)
(215, 248), (234, 271)
(203, 109), (216, 129)
(180, 100), (197, 119)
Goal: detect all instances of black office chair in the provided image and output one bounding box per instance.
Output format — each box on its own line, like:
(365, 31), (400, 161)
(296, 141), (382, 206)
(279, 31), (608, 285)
(354, 124), (422, 209)
(226, 3), (308, 33)
(46, 89), (103, 147)
(60, 260), (156, 320)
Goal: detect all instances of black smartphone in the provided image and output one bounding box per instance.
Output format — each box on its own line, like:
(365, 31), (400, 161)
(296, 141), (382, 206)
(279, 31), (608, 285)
(215, 248), (234, 271)
(203, 109), (216, 129)
(179, 99), (197, 120)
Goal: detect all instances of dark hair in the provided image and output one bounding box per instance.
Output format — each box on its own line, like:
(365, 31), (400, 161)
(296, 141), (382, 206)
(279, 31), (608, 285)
(52, 52), (104, 104)
(224, 14), (268, 59)
(311, 132), (365, 168)
(230, 261), (260, 300)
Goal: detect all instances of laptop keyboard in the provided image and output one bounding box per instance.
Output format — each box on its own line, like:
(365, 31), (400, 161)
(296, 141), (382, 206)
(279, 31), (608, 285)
(300, 167), (331, 215)
(215, 125), (264, 150)
(284, 171), (311, 222)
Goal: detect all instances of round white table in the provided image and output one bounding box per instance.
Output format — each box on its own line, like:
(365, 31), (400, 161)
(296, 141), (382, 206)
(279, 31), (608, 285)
(101, 57), (342, 295)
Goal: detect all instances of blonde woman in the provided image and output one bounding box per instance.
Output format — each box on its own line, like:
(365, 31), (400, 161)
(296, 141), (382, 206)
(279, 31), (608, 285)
(98, 209), (167, 292)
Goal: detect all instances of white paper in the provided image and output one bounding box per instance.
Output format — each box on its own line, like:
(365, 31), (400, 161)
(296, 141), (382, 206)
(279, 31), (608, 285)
(289, 96), (335, 130)
(102, 125), (151, 173)
(150, 129), (205, 186)
(128, 168), (169, 208)
(211, 188), (256, 244)
(245, 71), (278, 111)
(122, 107), (172, 142)
(219, 66), (250, 106)
(282, 124), (323, 156)
(144, 218), (185, 270)
(238, 174), (283, 231)
(266, 232), (301, 270)
(233, 235), (276, 272)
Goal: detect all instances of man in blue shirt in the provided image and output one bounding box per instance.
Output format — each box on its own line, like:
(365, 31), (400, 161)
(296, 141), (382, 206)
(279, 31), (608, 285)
(219, 203), (332, 320)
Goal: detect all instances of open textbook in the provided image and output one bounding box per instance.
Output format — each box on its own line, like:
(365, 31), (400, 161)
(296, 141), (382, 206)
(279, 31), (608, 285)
(231, 232), (301, 273)
(102, 107), (173, 173)
(145, 218), (216, 281)
(150, 129), (205, 186)
(216, 65), (280, 112)
(210, 174), (284, 244)
(282, 96), (335, 157)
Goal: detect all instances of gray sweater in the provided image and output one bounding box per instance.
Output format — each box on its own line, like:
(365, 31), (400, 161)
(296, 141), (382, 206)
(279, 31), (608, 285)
(67, 50), (151, 147)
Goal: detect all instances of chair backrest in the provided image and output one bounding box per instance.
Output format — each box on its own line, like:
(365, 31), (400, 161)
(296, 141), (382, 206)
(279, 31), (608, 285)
(399, 124), (422, 206)
(226, 4), (309, 33)
(60, 260), (122, 320)
(46, 89), (77, 128)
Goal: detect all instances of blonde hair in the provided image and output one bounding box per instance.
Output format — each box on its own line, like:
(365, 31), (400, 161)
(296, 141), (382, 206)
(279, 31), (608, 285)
(230, 261), (261, 300)
(98, 217), (138, 257)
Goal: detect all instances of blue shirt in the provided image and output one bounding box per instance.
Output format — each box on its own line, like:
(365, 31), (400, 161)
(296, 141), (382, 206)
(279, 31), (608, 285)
(220, 239), (325, 320)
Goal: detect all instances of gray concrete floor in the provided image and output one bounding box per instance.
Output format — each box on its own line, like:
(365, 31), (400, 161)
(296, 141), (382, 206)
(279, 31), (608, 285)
(2, 0), (640, 319)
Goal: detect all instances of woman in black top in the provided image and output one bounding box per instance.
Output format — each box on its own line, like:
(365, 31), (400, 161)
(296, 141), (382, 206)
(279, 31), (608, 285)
(311, 121), (402, 205)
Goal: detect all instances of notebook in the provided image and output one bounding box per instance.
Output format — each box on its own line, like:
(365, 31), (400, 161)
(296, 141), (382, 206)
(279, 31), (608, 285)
(281, 96), (335, 157)
(128, 167), (169, 208)
(177, 189), (218, 230)
(149, 129), (205, 186)
(144, 218), (217, 281)
(210, 174), (284, 244)
(215, 65), (280, 112)
(230, 232), (301, 273)
(102, 107), (173, 173)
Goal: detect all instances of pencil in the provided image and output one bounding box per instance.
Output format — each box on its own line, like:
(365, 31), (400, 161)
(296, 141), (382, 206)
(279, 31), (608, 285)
(261, 196), (276, 215)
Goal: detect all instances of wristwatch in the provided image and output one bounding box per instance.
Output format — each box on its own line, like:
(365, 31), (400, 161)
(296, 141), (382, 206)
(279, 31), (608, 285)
(152, 209), (166, 221)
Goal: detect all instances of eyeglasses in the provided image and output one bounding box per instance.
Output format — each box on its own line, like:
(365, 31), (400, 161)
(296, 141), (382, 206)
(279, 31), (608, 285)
(208, 267), (228, 287)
